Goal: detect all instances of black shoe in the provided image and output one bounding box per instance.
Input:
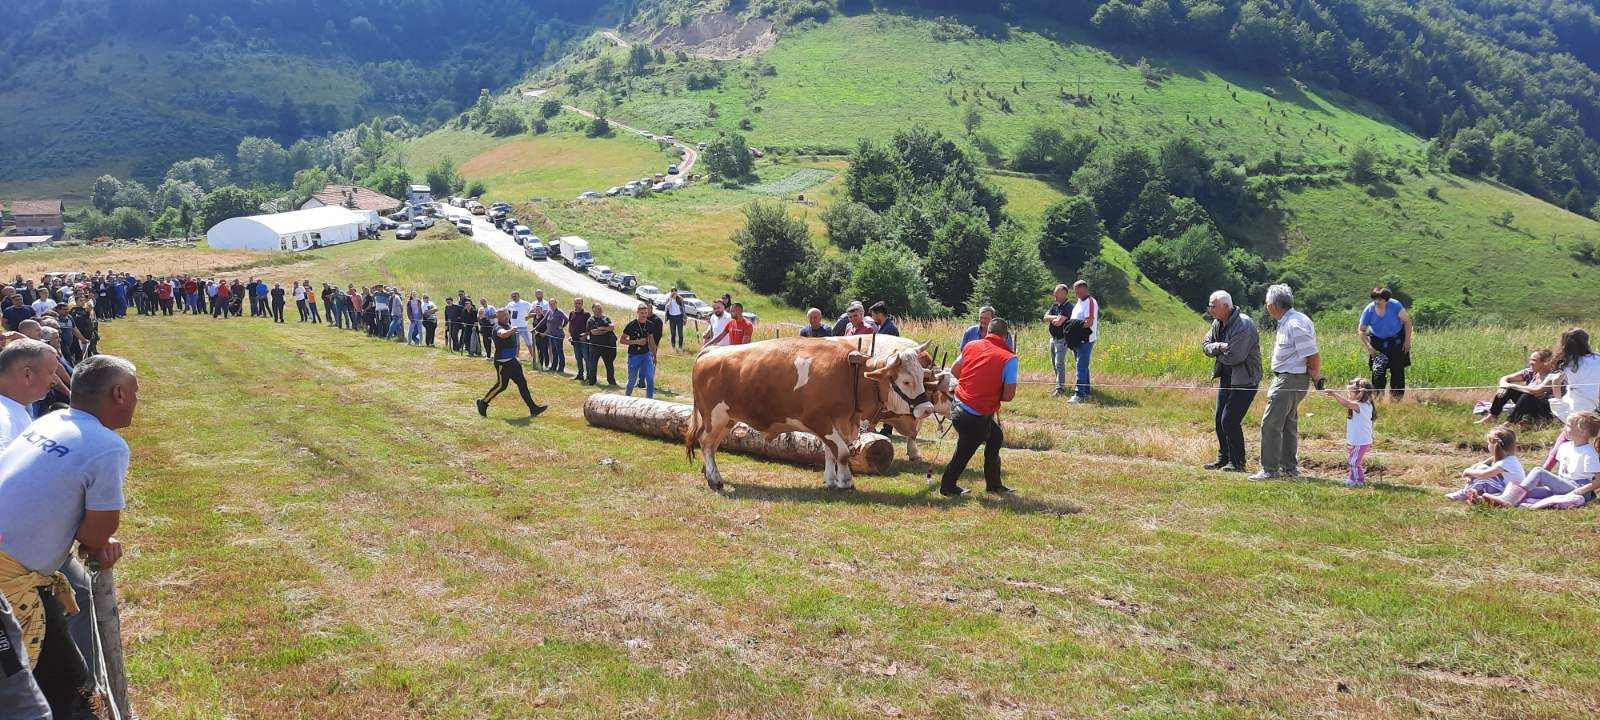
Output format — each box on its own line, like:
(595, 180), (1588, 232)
(940, 486), (970, 497)
(1203, 460), (1230, 470)
(529, 404), (547, 418)
(986, 485), (1016, 494)
(475, 399), (488, 417)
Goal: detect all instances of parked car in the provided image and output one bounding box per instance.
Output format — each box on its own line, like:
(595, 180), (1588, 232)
(524, 242), (547, 260)
(396, 223), (416, 240)
(750, 148), (765, 158)
(667, 164), (680, 175)
(449, 197), (466, 208)
(513, 226), (535, 246)
(468, 202), (486, 215)
(636, 285), (663, 306)
(587, 265), (613, 283)
(378, 215), (400, 229)
(696, 142), (707, 151)
(663, 135), (675, 142)
(496, 216), (517, 232)
(742, 312), (759, 323)
(491, 201), (512, 212)
(605, 186), (623, 196)
(546, 239), (561, 258)
(651, 182), (671, 192)
(412, 216), (435, 229)
(609, 273), (637, 292)
(577, 191), (603, 200)
(680, 297), (711, 320)
(455, 220), (474, 236)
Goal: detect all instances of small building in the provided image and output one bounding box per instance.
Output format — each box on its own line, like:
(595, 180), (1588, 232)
(6, 200), (65, 238)
(407, 184), (434, 206)
(206, 206), (366, 252)
(300, 184), (403, 226)
(0, 235), (53, 252)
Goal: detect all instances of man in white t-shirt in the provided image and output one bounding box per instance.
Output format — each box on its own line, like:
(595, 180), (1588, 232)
(0, 354), (139, 718)
(504, 292), (535, 359)
(0, 339), (57, 448)
(29, 296), (54, 318)
(702, 300), (734, 347)
(532, 289), (551, 314)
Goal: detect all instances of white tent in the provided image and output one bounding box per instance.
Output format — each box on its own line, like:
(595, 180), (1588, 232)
(206, 207), (366, 251)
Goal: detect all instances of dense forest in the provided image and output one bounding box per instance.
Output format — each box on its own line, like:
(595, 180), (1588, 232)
(0, 0), (605, 186)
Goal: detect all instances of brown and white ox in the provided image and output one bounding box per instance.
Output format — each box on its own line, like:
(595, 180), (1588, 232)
(826, 335), (954, 461)
(688, 337), (936, 490)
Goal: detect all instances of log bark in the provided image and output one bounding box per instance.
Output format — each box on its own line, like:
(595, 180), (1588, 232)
(583, 394), (895, 474)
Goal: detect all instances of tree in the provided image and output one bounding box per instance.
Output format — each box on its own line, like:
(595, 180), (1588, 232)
(359, 164), (412, 200)
(1115, 181), (1177, 248)
(1348, 140), (1380, 183)
(628, 44), (653, 74)
(1038, 195), (1103, 272)
(539, 99), (561, 119)
(198, 185), (261, 230)
(1073, 147), (1155, 232)
(1491, 131), (1539, 193)
(703, 133), (753, 179)
(235, 136), (289, 186)
(166, 157), (230, 191)
(291, 168), (330, 206)
(1158, 136), (1212, 197)
(585, 115), (612, 138)
(1446, 127), (1492, 175)
(822, 201), (887, 251)
(1130, 224), (1243, 309)
(850, 240), (944, 319)
(109, 180), (152, 213)
(734, 201), (816, 294)
(465, 180), (488, 198)
(487, 106), (527, 136)
(845, 139), (901, 212)
(425, 160), (463, 197)
(1013, 126), (1063, 173)
(151, 207), (183, 237)
(783, 254), (852, 316)
(469, 88), (493, 128)
(276, 96), (303, 139)
(883, 194), (938, 255)
(963, 105), (983, 135)
(92, 175), (124, 214)
(969, 226), (1051, 324)
(924, 211), (994, 312)
(154, 178), (203, 213)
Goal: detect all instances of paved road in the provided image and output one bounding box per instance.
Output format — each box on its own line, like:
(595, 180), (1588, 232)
(439, 206), (639, 311)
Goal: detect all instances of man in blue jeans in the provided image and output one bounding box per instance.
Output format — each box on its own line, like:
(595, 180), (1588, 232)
(1044, 281), (1099, 402)
(1043, 284), (1074, 398)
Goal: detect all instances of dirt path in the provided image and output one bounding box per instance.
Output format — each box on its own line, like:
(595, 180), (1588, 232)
(601, 29), (627, 47)
(521, 90), (699, 175)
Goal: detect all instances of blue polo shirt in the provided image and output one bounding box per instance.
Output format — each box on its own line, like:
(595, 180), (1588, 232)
(1360, 300), (1405, 339)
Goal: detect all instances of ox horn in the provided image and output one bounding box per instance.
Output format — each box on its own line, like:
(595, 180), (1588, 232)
(916, 340), (931, 352)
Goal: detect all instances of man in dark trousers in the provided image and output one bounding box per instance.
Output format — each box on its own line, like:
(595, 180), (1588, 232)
(443, 297), (461, 352)
(939, 318), (1018, 497)
(269, 283), (287, 323)
(476, 309), (546, 419)
(585, 302), (618, 386)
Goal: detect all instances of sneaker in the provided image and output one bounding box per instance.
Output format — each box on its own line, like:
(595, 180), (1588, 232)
(1344, 478), (1366, 488)
(940, 486), (970, 497)
(475, 399), (488, 417)
(1067, 395), (1082, 404)
(1203, 460), (1231, 470)
(1444, 488), (1469, 501)
(1222, 465), (1246, 473)
(529, 404), (548, 418)
(1281, 467), (1301, 477)
(986, 485), (1016, 495)
(1050, 387), (1066, 397)
(1248, 470), (1281, 480)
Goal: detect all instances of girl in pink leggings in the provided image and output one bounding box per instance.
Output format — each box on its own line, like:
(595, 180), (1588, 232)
(1323, 378), (1376, 487)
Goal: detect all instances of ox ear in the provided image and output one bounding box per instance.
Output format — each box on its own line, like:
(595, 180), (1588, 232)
(862, 354), (897, 380)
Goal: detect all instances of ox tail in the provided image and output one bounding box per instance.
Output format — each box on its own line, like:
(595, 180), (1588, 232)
(686, 406), (702, 464)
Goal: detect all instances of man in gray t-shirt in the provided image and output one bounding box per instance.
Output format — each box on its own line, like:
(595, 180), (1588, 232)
(0, 355), (139, 719)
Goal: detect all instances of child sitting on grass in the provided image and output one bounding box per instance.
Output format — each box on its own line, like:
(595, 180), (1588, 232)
(1322, 377), (1377, 487)
(1471, 411), (1600, 509)
(1446, 426), (1523, 501)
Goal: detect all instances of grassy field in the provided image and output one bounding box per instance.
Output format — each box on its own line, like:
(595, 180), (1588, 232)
(90, 267), (1598, 719)
(402, 123), (680, 205)
(1269, 173), (1600, 322)
(580, 14), (1422, 167)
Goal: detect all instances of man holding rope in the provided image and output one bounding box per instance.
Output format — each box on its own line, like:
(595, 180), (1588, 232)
(1201, 291), (1261, 473)
(476, 309), (547, 419)
(940, 318), (1019, 497)
(0, 354), (139, 720)
(1253, 284), (1324, 480)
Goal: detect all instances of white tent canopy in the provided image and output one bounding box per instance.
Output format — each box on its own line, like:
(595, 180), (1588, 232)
(206, 206), (366, 251)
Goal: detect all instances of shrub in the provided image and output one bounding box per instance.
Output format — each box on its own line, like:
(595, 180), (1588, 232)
(850, 240), (945, 319)
(1037, 195), (1102, 272)
(969, 226), (1051, 325)
(733, 201), (815, 294)
(1130, 225), (1243, 309)
(783, 254), (851, 316)
(822, 200), (887, 251)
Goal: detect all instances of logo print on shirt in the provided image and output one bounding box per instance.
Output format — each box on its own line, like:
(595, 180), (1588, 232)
(18, 430), (70, 458)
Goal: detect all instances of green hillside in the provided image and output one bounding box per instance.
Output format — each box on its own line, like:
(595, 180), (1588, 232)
(559, 14), (1424, 168)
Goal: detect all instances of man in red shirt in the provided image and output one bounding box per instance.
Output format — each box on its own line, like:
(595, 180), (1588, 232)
(727, 302), (755, 345)
(940, 318), (1019, 496)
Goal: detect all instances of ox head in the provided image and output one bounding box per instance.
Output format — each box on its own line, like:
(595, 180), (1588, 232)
(864, 342), (937, 419)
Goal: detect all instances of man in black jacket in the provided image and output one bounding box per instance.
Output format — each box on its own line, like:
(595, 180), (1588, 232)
(1200, 290), (1262, 473)
(443, 298), (461, 352)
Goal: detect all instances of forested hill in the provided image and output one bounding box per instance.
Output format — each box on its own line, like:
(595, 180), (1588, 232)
(875, 0), (1600, 214)
(0, 0), (604, 197)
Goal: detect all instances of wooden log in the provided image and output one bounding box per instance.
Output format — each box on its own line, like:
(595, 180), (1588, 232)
(583, 394), (895, 474)
(89, 564), (132, 720)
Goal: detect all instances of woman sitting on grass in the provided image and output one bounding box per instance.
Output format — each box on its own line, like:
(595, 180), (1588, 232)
(1478, 348), (1560, 425)
(1544, 328), (1600, 469)
(1446, 426), (1523, 501)
(1321, 377), (1377, 487)
(1470, 411), (1600, 509)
